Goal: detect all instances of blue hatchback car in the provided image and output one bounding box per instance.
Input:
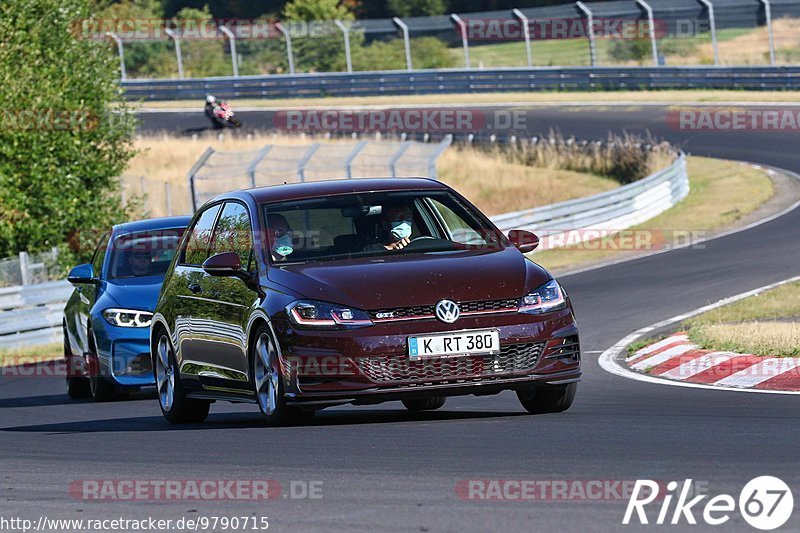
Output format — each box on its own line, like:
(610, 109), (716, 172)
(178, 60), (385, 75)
(63, 216), (190, 401)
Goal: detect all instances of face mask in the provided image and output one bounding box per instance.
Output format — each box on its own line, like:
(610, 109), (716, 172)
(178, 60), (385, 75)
(273, 235), (293, 257)
(389, 220), (412, 240)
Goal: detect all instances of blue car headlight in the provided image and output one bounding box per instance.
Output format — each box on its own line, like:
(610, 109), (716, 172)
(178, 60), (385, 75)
(518, 279), (566, 314)
(286, 300), (373, 330)
(102, 308), (153, 328)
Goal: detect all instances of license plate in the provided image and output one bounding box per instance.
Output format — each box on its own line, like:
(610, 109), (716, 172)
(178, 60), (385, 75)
(408, 329), (500, 360)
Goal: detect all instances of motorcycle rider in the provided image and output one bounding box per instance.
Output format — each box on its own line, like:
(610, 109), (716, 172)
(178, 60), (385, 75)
(204, 94), (224, 128)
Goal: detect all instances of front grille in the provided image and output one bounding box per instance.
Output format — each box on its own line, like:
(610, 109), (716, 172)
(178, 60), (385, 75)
(368, 298), (519, 321)
(354, 342), (543, 384)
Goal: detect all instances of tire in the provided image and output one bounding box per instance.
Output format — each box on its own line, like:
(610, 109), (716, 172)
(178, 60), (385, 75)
(402, 397), (446, 412)
(516, 383), (577, 414)
(251, 325), (313, 426)
(154, 331), (210, 424)
(86, 329), (117, 402)
(64, 326), (91, 400)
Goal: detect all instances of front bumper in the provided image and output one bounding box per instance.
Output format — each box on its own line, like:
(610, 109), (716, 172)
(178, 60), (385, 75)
(91, 323), (154, 387)
(276, 307), (581, 402)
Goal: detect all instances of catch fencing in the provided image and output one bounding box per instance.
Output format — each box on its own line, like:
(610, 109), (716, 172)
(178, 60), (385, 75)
(188, 137), (452, 211)
(105, 0), (800, 82)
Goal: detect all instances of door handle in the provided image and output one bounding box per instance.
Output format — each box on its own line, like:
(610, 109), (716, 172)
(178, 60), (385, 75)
(189, 283), (202, 294)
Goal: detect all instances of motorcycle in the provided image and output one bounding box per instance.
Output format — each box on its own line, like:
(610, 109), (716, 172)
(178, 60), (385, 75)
(206, 101), (242, 129)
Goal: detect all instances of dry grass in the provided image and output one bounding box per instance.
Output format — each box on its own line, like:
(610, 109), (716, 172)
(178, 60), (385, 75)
(123, 133), (624, 218)
(0, 343), (62, 365)
(532, 157), (775, 271)
(689, 322), (800, 358)
(681, 280), (800, 357)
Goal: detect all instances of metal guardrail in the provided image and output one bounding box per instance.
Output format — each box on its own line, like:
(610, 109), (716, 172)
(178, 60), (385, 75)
(0, 281), (72, 350)
(491, 153), (689, 248)
(0, 155), (687, 349)
(122, 67), (800, 100)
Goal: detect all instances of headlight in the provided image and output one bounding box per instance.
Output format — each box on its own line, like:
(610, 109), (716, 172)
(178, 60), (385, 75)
(286, 300), (373, 329)
(518, 279), (566, 314)
(102, 308), (153, 328)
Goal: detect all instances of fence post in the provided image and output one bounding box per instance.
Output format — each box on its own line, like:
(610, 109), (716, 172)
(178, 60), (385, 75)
(512, 9), (533, 67)
(218, 25), (239, 77)
(389, 142), (413, 178)
(450, 14), (471, 69)
(575, 2), (597, 67)
(334, 20), (353, 73)
(392, 18), (413, 71)
(427, 135), (453, 179)
(105, 32), (126, 80)
(165, 28), (184, 79)
(165, 181), (172, 216)
(247, 145), (274, 188)
(760, 0), (775, 66)
(187, 147), (215, 212)
(636, 0), (659, 66)
(344, 141), (368, 179)
(275, 23), (295, 75)
(297, 143), (322, 182)
(698, 0), (719, 66)
(19, 252), (30, 286)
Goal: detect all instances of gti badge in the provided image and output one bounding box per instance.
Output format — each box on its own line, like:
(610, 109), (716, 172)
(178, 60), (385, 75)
(435, 300), (460, 324)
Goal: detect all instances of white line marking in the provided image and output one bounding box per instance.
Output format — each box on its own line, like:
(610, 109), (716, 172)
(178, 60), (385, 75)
(598, 275), (800, 395)
(715, 358), (800, 388)
(629, 344), (696, 371)
(660, 352), (736, 380)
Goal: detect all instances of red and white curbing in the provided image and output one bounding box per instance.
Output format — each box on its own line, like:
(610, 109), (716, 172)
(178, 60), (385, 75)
(626, 332), (800, 391)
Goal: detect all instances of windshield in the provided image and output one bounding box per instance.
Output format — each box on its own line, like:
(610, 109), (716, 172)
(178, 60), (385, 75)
(262, 190), (505, 264)
(108, 228), (186, 279)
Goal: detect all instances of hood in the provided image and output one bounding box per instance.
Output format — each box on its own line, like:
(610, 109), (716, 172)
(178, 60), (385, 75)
(267, 247), (550, 310)
(101, 275), (164, 312)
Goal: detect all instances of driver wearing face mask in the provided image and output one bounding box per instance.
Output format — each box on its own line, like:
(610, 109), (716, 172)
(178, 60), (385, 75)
(267, 214), (295, 261)
(363, 203), (414, 252)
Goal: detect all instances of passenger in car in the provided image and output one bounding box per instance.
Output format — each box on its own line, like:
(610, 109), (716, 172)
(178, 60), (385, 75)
(267, 214), (295, 261)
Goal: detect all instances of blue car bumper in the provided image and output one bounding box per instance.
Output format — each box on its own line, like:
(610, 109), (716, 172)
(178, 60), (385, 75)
(95, 324), (154, 387)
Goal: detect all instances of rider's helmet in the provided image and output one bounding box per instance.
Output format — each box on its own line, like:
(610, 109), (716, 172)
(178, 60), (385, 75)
(206, 94), (216, 104)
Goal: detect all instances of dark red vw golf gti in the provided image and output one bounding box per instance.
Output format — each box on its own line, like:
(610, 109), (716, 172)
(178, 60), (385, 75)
(150, 178), (581, 424)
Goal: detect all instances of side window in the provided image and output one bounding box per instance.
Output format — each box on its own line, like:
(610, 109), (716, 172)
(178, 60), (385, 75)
(91, 233), (110, 278)
(182, 204), (222, 266)
(429, 199), (486, 245)
(210, 202), (254, 271)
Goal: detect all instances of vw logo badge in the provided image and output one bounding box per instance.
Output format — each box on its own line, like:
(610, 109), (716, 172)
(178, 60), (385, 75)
(435, 299), (460, 324)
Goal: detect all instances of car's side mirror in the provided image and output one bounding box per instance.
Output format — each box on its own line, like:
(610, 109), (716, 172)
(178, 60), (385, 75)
(67, 263), (96, 285)
(508, 230), (540, 254)
(202, 252), (243, 277)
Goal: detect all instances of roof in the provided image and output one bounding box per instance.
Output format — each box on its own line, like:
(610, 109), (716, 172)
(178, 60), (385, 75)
(112, 215), (192, 235)
(225, 177), (449, 205)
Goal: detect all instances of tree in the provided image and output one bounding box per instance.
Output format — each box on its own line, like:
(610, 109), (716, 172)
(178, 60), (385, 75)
(282, 0), (360, 73)
(0, 0), (137, 263)
(386, 0), (447, 18)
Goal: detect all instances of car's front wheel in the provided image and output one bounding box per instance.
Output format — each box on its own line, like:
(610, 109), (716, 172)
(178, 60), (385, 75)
(64, 325), (91, 400)
(154, 332), (210, 424)
(517, 383), (577, 414)
(402, 397), (446, 412)
(86, 328), (117, 402)
(252, 325), (314, 425)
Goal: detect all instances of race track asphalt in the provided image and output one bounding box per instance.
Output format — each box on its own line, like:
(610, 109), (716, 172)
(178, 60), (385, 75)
(1, 105), (799, 532)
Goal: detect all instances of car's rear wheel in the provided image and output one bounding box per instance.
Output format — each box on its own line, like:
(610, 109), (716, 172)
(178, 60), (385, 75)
(252, 325), (314, 425)
(64, 326), (91, 400)
(517, 383), (577, 414)
(154, 332), (210, 424)
(402, 397), (446, 412)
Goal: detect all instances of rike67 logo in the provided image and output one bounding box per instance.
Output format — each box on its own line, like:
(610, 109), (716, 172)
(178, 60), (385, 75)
(624, 477), (793, 530)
